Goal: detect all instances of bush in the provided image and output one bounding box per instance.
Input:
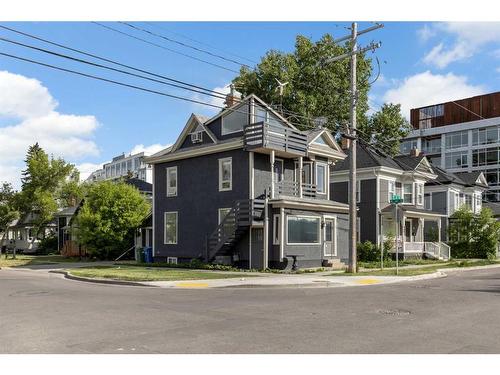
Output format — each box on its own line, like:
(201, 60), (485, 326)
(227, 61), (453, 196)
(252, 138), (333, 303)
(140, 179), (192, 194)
(357, 241), (380, 262)
(36, 235), (58, 255)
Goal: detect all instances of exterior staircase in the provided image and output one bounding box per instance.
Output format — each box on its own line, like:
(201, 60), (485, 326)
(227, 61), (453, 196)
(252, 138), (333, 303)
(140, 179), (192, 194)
(205, 199), (265, 262)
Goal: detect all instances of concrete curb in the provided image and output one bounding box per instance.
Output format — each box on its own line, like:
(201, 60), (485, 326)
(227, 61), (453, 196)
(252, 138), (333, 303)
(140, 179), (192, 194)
(437, 263), (500, 273)
(49, 270), (157, 288)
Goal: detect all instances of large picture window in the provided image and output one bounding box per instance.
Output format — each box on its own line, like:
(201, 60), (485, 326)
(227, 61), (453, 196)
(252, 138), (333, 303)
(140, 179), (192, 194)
(221, 104), (248, 135)
(287, 216), (320, 244)
(219, 157), (232, 191)
(164, 212), (178, 245)
(166, 166), (177, 197)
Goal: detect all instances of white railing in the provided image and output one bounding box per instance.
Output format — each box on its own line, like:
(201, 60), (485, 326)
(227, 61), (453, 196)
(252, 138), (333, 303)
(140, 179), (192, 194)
(404, 242), (424, 252)
(424, 242), (440, 259)
(402, 241), (450, 260)
(438, 242), (451, 260)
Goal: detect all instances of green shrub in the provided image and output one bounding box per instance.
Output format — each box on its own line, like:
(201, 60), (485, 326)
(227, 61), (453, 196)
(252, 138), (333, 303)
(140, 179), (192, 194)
(36, 235), (58, 255)
(357, 241), (380, 262)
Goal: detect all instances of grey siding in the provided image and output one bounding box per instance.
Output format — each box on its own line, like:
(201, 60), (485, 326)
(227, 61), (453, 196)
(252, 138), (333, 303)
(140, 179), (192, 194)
(358, 179), (377, 244)
(330, 181), (348, 204)
(153, 149), (249, 261)
(379, 179), (391, 211)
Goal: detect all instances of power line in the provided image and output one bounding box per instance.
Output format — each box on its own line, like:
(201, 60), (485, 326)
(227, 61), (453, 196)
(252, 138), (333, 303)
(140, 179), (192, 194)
(121, 22), (253, 69)
(144, 22), (258, 65)
(0, 36), (230, 102)
(92, 22), (240, 74)
(0, 24), (230, 99)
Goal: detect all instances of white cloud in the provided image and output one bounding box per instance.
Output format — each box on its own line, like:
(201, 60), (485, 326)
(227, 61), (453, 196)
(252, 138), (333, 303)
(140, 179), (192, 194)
(416, 24), (436, 43)
(130, 143), (171, 156)
(190, 84), (241, 115)
(76, 162), (106, 182)
(423, 22), (500, 68)
(0, 70), (100, 188)
(383, 71), (485, 119)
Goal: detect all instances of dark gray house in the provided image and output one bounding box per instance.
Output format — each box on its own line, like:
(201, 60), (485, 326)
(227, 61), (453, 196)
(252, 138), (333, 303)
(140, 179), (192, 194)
(330, 143), (452, 259)
(146, 94), (351, 269)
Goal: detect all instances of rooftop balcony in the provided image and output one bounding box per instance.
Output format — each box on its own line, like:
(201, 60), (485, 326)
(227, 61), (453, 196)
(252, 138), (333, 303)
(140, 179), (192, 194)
(243, 121), (308, 157)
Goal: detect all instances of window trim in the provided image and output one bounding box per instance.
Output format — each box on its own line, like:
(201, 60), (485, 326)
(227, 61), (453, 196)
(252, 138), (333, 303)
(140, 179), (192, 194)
(286, 214), (321, 246)
(166, 166), (178, 197)
(218, 157), (233, 191)
(167, 257), (178, 264)
(164, 211), (178, 245)
(274, 158), (284, 183)
(218, 207), (231, 224)
(417, 184), (424, 206)
(402, 183), (413, 205)
(387, 180), (396, 202)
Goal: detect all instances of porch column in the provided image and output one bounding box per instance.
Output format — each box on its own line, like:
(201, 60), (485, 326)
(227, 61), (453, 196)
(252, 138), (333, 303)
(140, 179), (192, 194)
(419, 218), (425, 242)
(298, 156), (303, 198)
(437, 218), (441, 243)
(401, 215), (406, 255)
(280, 206), (285, 260)
(270, 150), (275, 199)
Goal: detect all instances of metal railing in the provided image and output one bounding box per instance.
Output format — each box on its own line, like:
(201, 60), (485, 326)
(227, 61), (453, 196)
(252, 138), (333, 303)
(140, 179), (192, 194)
(243, 122), (308, 156)
(206, 199), (265, 261)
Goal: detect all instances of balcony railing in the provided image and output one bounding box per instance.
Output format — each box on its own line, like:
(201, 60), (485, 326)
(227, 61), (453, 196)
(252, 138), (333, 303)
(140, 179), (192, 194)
(271, 180), (318, 199)
(243, 122), (308, 156)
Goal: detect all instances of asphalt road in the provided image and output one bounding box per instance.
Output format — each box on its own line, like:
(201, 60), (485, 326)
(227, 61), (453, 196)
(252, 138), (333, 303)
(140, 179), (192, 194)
(1, 266), (499, 354)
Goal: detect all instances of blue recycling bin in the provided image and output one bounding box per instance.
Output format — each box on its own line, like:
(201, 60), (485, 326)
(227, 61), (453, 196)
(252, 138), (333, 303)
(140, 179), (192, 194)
(143, 246), (153, 263)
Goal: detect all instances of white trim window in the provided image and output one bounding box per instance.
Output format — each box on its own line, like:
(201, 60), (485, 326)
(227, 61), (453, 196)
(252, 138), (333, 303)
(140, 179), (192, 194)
(388, 180), (396, 201)
(286, 215), (320, 245)
(274, 158), (284, 182)
(273, 214), (280, 245)
(416, 184), (424, 206)
(167, 257), (178, 264)
(166, 166), (178, 197)
(164, 212), (178, 245)
(316, 162), (328, 194)
(403, 183), (413, 204)
(219, 157), (232, 191)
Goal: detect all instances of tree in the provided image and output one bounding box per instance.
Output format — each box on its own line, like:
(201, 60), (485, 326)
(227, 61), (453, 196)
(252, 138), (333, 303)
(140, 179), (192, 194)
(233, 34), (372, 133)
(0, 183), (19, 250)
(75, 181), (151, 259)
(360, 103), (412, 156)
(17, 143), (76, 238)
(448, 207), (500, 259)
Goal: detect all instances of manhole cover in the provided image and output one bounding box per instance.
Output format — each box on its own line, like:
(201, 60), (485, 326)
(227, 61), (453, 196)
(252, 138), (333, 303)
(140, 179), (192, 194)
(377, 309), (411, 316)
(9, 290), (52, 297)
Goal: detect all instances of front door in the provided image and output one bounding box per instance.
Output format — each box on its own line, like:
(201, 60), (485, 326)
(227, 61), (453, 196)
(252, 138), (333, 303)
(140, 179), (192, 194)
(250, 228), (264, 269)
(324, 218), (336, 256)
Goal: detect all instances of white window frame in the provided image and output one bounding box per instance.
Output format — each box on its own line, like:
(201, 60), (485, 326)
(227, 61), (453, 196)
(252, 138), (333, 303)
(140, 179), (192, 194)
(315, 162), (328, 194)
(164, 211), (178, 245)
(387, 180), (396, 201)
(218, 157), (233, 191)
(190, 131), (203, 143)
(286, 215), (321, 245)
(166, 166), (178, 197)
(403, 183), (413, 204)
(273, 214), (280, 245)
(274, 158), (284, 183)
(218, 207), (231, 224)
(167, 257), (178, 264)
(416, 184), (424, 206)
(323, 216), (337, 256)
(294, 161), (313, 185)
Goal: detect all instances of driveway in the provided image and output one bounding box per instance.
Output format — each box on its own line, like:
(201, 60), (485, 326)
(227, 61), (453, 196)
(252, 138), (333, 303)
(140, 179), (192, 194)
(0, 266), (499, 353)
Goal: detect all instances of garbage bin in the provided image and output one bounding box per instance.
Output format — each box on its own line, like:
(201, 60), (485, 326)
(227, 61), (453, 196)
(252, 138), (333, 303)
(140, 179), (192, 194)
(143, 246), (153, 264)
(135, 247), (144, 263)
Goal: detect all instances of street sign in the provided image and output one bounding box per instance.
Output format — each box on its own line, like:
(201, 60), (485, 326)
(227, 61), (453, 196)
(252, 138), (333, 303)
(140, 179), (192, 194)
(390, 195), (403, 204)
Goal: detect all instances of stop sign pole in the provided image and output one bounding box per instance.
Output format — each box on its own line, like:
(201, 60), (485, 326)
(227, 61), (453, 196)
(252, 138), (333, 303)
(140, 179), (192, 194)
(390, 195), (403, 275)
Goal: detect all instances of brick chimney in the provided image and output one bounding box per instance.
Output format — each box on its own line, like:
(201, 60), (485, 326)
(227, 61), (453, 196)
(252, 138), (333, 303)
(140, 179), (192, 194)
(224, 84), (241, 108)
(410, 148), (421, 157)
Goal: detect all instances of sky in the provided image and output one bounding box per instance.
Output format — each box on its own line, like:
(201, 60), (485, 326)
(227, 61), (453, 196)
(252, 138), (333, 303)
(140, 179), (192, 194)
(1, 21), (500, 188)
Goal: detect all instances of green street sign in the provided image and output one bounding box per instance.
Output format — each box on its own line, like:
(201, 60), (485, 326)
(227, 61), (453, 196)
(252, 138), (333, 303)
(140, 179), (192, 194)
(390, 195), (403, 204)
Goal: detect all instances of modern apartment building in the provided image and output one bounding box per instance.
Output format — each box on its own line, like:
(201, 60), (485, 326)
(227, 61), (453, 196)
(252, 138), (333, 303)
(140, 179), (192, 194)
(85, 151), (153, 184)
(401, 92), (500, 202)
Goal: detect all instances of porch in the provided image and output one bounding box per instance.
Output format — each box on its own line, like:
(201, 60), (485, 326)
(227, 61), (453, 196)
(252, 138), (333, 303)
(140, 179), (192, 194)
(381, 205), (450, 260)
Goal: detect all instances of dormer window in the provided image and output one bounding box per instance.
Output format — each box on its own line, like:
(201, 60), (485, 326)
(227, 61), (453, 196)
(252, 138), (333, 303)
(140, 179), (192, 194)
(190, 131), (203, 143)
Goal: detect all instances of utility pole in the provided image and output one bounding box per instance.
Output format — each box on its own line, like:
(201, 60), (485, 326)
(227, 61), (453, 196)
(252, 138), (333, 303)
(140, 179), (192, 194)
(323, 22), (383, 274)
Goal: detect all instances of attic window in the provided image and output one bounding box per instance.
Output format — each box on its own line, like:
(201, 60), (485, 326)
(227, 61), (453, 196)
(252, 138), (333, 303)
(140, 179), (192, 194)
(190, 131), (203, 143)
(314, 135), (328, 145)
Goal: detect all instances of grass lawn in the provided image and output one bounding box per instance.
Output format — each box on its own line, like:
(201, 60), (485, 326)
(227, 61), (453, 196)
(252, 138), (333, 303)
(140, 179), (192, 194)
(359, 258), (447, 269)
(68, 266), (259, 282)
(328, 259), (500, 277)
(0, 254), (82, 268)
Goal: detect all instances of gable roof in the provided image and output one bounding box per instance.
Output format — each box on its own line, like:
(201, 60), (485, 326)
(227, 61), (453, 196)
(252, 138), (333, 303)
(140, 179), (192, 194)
(454, 171), (489, 188)
(169, 113), (217, 154)
(331, 142), (402, 171)
(305, 128), (344, 154)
